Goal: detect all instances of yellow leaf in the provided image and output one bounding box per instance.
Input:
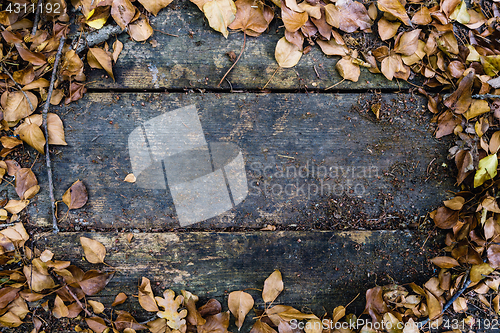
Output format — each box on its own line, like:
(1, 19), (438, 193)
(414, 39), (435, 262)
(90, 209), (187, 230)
(202, 0), (237, 38)
(450, 0), (470, 24)
(155, 290), (187, 330)
(80, 236), (106, 264)
(471, 263), (494, 283)
(262, 270), (283, 303)
(474, 154), (498, 188)
(275, 37), (302, 68)
(464, 99), (490, 120)
(377, 0), (411, 25)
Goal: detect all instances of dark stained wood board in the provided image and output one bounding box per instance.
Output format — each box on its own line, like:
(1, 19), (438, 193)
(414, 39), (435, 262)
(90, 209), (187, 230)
(35, 230), (442, 319)
(27, 92), (454, 230)
(86, 0), (410, 91)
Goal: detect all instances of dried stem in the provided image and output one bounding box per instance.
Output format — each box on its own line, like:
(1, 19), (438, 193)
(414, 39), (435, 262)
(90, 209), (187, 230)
(43, 37), (66, 234)
(32, 0), (43, 36)
(65, 285), (93, 317)
(218, 32), (246, 87)
(262, 66), (280, 90)
(72, 24), (124, 54)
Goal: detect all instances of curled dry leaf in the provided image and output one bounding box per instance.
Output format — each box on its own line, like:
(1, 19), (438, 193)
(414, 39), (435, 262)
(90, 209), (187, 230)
(88, 300), (105, 314)
(112, 39), (124, 63)
(229, 0), (273, 36)
(281, 3), (308, 32)
(63, 180), (88, 210)
(228, 290), (254, 330)
(87, 47), (115, 81)
(80, 236), (106, 264)
(139, 277), (159, 312)
(262, 269), (284, 303)
(275, 37), (302, 68)
(111, 0), (136, 30)
(377, 0), (411, 25)
(85, 317), (108, 333)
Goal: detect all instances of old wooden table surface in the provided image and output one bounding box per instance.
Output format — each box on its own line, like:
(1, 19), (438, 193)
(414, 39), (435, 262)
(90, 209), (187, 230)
(32, 0), (453, 322)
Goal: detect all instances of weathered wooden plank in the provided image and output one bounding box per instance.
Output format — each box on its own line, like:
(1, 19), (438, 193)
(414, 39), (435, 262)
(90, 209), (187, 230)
(35, 230), (441, 318)
(86, 0), (409, 91)
(28, 92), (453, 230)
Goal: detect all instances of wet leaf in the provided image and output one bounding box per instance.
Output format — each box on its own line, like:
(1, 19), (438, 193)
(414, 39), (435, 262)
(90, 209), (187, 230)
(80, 237), (106, 264)
(262, 270), (284, 303)
(63, 180), (88, 210)
(228, 291), (254, 330)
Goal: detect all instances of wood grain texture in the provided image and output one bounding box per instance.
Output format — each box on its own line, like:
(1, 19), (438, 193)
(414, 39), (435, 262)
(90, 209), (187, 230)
(35, 230), (440, 318)
(27, 92), (454, 230)
(86, 0), (410, 91)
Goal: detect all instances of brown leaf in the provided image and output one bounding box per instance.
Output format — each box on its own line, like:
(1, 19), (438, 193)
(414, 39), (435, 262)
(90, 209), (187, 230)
(4, 199), (29, 215)
(464, 99), (490, 120)
(275, 37), (302, 68)
(412, 6), (432, 25)
(124, 173), (136, 183)
(394, 29), (421, 55)
(46, 113), (67, 145)
(316, 39), (348, 56)
(0, 287), (20, 309)
(15, 44), (46, 65)
(23, 259), (56, 292)
(139, 277), (159, 312)
(444, 69), (474, 114)
(443, 196), (464, 210)
(432, 206), (459, 229)
(112, 292), (128, 306)
(425, 289), (442, 320)
(128, 14), (154, 42)
(262, 270), (284, 303)
(377, 18), (400, 41)
(80, 236), (106, 264)
(430, 256), (460, 268)
(363, 287), (388, 322)
(324, 0), (372, 33)
(281, 2), (308, 32)
(63, 180), (88, 210)
(137, 0), (173, 16)
(182, 290), (206, 326)
(85, 317), (108, 333)
(88, 300), (105, 314)
(53, 295), (69, 318)
(148, 318), (168, 333)
(87, 47), (115, 81)
(0, 312), (23, 327)
(13, 66), (35, 86)
(115, 310), (148, 331)
(112, 40), (124, 63)
(229, 0), (273, 36)
(79, 270), (114, 296)
(15, 123), (45, 154)
(61, 50), (85, 80)
(284, 30), (304, 49)
(198, 312), (230, 333)
(111, 0), (136, 29)
(15, 168), (38, 200)
(336, 57), (360, 82)
(202, 0), (237, 38)
(435, 110), (460, 138)
(228, 291), (254, 330)
(199, 298), (222, 317)
(377, 0), (411, 25)
(380, 52), (404, 81)
(65, 82), (87, 104)
(251, 320), (277, 333)
(1, 91), (38, 122)
(488, 244), (500, 269)
(0, 137), (22, 149)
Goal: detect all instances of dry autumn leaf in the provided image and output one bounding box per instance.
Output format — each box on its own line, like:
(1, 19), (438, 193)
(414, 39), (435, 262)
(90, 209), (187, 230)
(128, 14), (154, 42)
(87, 47), (115, 81)
(202, 0), (237, 38)
(377, 0), (411, 25)
(137, 0), (173, 16)
(139, 277), (159, 312)
(47, 113), (67, 145)
(262, 270), (284, 303)
(15, 122), (45, 154)
(275, 37), (302, 68)
(80, 236), (106, 264)
(1, 91), (38, 123)
(156, 289), (188, 330)
(63, 180), (88, 210)
(228, 290), (254, 330)
(228, 0), (273, 36)
(112, 292), (128, 306)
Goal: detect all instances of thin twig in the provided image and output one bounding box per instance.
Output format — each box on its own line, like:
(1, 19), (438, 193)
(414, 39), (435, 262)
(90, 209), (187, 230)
(65, 285), (92, 317)
(31, 0), (43, 36)
(472, 94), (500, 99)
(325, 78), (346, 91)
(417, 275), (471, 328)
(262, 67), (280, 90)
(43, 37), (66, 234)
(0, 64), (35, 113)
(218, 32), (246, 87)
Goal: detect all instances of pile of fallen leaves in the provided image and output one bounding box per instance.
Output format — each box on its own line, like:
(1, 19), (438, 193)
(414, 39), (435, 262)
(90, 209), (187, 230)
(1, 0), (500, 332)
